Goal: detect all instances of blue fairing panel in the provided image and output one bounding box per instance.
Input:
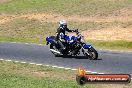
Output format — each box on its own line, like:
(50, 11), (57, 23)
(46, 37), (54, 43)
(71, 36), (76, 40)
(65, 36), (70, 41)
(83, 44), (92, 49)
(46, 37), (51, 42)
(65, 36), (76, 41)
(46, 36), (57, 45)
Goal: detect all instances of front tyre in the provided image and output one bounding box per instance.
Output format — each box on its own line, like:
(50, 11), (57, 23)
(86, 47), (98, 60)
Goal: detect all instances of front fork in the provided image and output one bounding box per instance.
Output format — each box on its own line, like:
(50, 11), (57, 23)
(82, 47), (89, 55)
(81, 45), (93, 57)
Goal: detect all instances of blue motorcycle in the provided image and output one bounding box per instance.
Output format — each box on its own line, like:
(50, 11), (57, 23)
(46, 29), (98, 60)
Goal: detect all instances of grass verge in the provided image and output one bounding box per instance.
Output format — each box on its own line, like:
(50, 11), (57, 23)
(0, 60), (94, 88)
(0, 60), (131, 88)
(87, 40), (132, 51)
(0, 36), (131, 51)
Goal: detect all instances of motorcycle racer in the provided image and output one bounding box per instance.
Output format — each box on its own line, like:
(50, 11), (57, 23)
(56, 20), (76, 52)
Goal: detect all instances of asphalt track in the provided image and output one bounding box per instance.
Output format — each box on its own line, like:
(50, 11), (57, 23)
(0, 42), (132, 74)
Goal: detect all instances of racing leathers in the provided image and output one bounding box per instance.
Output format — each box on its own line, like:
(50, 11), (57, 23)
(56, 27), (75, 52)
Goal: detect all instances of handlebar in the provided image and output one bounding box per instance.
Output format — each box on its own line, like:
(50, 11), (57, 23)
(74, 29), (79, 34)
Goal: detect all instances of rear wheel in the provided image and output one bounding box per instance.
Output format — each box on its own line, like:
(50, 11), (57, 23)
(86, 47), (98, 60)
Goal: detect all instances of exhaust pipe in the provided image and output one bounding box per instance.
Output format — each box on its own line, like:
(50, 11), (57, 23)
(50, 49), (61, 55)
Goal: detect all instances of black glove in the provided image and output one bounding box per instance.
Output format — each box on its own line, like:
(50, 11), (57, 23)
(72, 29), (78, 32)
(72, 30), (75, 32)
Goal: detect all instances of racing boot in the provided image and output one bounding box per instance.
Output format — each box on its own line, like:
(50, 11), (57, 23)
(58, 40), (66, 53)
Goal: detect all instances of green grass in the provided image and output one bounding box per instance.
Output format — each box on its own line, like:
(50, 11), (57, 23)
(0, 60), (95, 88)
(0, 36), (39, 43)
(0, 18), (57, 44)
(88, 40), (132, 50)
(0, 74), (81, 88)
(0, 73), (85, 88)
(0, 0), (131, 16)
(0, 60), (131, 88)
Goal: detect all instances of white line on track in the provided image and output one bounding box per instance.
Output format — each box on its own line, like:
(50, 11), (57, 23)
(57, 67), (64, 69)
(98, 73), (105, 74)
(0, 59), (4, 60)
(20, 62), (27, 64)
(38, 44), (43, 46)
(36, 64), (43, 66)
(91, 72), (98, 74)
(5, 60), (12, 62)
(9, 42), (17, 44)
(25, 43), (29, 45)
(29, 63), (36, 65)
(14, 61), (19, 63)
(64, 68), (71, 70)
(71, 69), (77, 71)
(86, 71), (92, 73)
(45, 65), (50, 67)
(52, 66), (58, 68)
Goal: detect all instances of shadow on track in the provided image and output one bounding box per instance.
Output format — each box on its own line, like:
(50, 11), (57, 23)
(61, 55), (102, 60)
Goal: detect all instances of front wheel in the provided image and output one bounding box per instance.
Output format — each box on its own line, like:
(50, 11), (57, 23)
(86, 47), (98, 60)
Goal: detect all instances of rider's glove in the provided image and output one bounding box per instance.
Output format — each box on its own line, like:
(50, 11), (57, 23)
(72, 30), (75, 32)
(72, 29), (78, 32)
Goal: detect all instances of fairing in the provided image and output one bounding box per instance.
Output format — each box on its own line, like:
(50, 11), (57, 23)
(46, 36), (57, 45)
(83, 44), (92, 49)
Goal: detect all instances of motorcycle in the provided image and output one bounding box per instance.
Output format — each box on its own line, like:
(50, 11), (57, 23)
(46, 29), (98, 60)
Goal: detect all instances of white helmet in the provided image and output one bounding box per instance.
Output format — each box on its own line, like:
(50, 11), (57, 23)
(59, 20), (67, 29)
